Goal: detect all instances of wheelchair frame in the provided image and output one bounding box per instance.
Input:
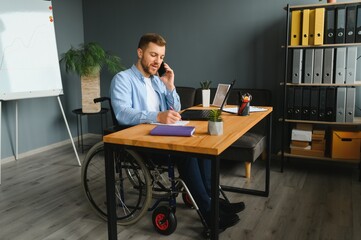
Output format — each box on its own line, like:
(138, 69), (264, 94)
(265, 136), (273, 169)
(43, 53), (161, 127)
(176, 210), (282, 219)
(80, 97), (214, 236)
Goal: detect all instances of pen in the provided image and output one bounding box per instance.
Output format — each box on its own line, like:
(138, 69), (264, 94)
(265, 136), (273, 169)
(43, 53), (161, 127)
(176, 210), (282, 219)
(170, 106), (182, 120)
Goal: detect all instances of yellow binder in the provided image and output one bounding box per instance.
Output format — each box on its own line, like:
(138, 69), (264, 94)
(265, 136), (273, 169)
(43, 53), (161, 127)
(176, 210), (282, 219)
(314, 8), (325, 45)
(302, 9), (310, 46)
(308, 9), (315, 45)
(290, 10), (301, 46)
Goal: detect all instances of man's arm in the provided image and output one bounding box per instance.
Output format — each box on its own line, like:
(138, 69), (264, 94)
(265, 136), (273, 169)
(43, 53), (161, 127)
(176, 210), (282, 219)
(110, 72), (158, 125)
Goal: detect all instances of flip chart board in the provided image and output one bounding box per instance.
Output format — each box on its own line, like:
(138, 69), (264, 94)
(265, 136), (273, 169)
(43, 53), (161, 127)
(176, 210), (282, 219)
(0, 0), (63, 100)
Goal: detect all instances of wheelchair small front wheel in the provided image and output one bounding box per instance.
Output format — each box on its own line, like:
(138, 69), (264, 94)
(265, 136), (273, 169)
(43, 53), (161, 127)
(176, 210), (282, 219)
(152, 205), (177, 235)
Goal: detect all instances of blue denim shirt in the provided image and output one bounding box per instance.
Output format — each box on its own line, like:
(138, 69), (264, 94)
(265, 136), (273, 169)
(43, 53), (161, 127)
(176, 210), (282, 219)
(110, 65), (181, 125)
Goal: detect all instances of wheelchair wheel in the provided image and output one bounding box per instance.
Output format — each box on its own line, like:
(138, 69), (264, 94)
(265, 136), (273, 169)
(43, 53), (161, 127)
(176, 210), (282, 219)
(81, 141), (152, 225)
(182, 192), (194, 208)
(152, 205), (177, 235)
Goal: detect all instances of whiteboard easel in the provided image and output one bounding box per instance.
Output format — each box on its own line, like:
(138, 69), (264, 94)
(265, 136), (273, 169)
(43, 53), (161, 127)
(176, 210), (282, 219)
(0, 0), (81, 184)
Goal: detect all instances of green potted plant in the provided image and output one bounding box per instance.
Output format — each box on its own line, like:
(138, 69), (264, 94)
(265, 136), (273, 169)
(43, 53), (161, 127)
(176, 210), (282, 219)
(208, 109), (223, 135)
(200, 80), (212, 107)
(60, 42), (124, 113)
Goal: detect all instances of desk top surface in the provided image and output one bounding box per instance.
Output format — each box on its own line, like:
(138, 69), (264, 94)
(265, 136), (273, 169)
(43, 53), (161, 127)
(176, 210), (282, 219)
(103, 106), (272, 156)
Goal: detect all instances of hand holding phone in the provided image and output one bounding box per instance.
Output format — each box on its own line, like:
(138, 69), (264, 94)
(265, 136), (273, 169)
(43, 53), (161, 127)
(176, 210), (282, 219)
(158, 62), (166, 77)
(157, 62), (175, 91)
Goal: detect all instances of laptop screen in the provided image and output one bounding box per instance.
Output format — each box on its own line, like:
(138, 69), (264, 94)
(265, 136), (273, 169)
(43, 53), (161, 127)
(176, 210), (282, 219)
(218, 79), (235, 111)
(212, 84), (231, 107)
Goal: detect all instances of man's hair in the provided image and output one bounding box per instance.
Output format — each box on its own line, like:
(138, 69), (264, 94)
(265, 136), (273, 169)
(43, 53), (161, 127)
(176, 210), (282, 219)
(138, 33), (166, 50)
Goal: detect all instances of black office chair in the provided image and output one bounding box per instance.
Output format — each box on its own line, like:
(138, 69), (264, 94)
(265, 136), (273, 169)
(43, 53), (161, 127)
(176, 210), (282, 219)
(176, 86), (196, 110)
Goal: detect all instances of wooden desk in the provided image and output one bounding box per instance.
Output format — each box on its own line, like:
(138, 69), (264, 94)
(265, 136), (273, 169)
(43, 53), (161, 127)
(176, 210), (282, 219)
(103, 106), (273, 240)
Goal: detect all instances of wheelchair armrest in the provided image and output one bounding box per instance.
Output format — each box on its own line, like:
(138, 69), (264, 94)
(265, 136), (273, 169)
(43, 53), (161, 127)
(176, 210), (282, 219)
(103, 124), (134, 135)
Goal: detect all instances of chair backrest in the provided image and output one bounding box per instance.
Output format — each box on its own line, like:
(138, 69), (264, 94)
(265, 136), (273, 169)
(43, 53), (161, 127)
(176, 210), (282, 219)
(93, 97), (133, 135)
(176, 86), (196, 110)
(228, 88), (272, 106)
(195, 88), (272, 107)
(94, 97), (118, 127)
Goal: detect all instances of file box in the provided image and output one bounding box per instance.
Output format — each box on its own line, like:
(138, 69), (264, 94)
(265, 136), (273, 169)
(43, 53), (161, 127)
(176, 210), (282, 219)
(331, 131), (361, 160)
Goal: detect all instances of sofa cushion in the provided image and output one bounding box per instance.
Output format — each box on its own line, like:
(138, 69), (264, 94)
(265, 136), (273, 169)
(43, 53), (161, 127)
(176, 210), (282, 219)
(231, 132), (265, 149)
(221, 132), (267, 162)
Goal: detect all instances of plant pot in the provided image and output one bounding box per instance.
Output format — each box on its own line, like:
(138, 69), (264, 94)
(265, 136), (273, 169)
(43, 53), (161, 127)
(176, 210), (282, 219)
(81, 74), (101, 113)
(202, 89), (210, 107)
(208, 121), (223, 135)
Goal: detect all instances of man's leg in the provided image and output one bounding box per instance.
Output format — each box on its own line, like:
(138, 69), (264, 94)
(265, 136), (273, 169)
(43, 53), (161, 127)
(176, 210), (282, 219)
(198, 158), (212, 196)
(198, 158), (245, 214)
(176, 157), (211, 215)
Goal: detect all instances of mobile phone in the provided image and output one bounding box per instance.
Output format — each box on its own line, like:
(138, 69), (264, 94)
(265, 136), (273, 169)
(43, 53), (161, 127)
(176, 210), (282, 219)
(158, 62), (166, 76)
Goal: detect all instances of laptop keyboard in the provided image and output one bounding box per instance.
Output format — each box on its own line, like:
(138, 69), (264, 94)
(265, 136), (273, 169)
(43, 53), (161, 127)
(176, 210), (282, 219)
(199, 110), (211, 118)
(180, 109), (212, 120)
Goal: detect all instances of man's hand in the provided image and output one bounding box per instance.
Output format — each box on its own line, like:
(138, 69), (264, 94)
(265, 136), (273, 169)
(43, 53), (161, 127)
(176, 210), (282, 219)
(159, 62), (175, 91)
(157, 109), (181, 124)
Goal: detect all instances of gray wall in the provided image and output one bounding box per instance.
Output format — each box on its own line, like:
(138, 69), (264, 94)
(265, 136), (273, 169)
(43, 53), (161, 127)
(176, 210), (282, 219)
(1, 0), (327, 160)
(83, 0), (288, 90)
(82, 0), (318, 140)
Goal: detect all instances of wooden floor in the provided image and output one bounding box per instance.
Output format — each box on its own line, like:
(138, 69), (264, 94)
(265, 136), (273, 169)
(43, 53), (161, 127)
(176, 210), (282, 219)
(1, 136), (360, 240)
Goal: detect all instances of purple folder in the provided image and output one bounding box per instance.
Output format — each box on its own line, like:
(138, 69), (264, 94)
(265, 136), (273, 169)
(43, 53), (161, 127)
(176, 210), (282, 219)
(150, 125), (195, 137)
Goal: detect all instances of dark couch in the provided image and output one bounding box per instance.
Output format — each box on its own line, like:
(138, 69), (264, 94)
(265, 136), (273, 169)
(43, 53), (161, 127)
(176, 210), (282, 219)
(176, 86), (272, 178)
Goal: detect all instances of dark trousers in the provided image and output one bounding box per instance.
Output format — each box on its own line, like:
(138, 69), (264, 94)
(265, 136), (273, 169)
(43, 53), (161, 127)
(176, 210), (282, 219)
(145, 153), (212, 215)
(176, 156), (212, 214)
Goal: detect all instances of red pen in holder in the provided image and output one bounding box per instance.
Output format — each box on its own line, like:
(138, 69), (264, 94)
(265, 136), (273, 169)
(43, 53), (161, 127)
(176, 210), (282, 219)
(238, 93), (252, 116)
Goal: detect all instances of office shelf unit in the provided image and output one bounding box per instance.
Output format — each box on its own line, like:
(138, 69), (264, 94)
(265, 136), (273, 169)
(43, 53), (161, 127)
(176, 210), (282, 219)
(281, 1), (361, 180)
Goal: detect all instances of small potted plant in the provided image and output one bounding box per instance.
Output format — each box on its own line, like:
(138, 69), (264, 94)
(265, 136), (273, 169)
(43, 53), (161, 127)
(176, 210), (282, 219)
(60, 42), (124, 113)
(200, 80), (212, 107)
(208, 109), (223, 135)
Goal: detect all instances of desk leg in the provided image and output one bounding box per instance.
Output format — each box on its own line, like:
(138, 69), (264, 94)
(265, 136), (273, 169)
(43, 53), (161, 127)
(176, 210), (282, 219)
(104, 143), (117, 240)
(210, 156), (220, 240)
(221, 112), (272, 197)
(265, 112), (272, 196)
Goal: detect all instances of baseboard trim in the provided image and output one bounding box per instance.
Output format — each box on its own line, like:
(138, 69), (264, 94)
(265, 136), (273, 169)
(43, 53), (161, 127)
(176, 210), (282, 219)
(1, 133), (101, 165)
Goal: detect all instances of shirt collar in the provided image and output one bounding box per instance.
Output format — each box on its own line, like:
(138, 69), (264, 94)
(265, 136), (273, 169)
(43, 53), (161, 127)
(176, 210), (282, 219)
(131, 64), (155, 81)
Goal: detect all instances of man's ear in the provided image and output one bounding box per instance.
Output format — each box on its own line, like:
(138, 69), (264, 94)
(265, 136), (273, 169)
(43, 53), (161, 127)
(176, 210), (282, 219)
(137, 48), (143, 59)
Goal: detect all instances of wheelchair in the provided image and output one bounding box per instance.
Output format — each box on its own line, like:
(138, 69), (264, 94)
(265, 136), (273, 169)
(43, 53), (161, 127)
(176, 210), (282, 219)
(81, 97), (229, 237)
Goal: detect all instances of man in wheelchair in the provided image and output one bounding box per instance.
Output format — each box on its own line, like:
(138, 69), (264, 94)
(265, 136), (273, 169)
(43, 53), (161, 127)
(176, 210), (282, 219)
(110, 33), (244, 232)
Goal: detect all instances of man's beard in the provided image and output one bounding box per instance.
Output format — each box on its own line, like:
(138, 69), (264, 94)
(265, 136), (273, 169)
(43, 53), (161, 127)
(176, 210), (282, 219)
(140, 59), (156, 76)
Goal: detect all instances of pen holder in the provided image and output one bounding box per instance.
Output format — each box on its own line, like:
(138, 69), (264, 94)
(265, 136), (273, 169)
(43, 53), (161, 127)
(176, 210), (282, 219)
(238, 92), (252, 116)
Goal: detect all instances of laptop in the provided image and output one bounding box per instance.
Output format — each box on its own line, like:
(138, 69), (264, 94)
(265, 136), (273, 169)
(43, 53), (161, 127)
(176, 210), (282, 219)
(180, 80), (236, 120)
